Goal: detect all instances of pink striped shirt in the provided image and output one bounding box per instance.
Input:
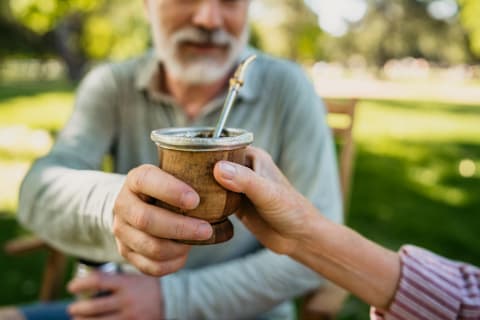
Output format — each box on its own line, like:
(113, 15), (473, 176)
(371, 245), (480, 320)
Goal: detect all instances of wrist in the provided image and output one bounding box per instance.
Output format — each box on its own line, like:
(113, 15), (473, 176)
(290, 207), (329, 261)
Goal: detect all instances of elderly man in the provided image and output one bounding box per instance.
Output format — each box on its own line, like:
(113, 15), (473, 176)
(15, 0), (342, 319)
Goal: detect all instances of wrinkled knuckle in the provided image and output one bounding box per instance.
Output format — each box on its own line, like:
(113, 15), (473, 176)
(112, 220), (122, 237)
(118, 243), (129, 258)
(130, 164), (154, 191)
(151, 262), (171, 276)
(145, 240), (163, 258)
(132, 208), (150, 230)
(113, 200), (121, 215)
(113, 198), (128, 219)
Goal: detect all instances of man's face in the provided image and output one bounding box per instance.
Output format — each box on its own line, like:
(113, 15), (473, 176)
(145, 0), (250, 85)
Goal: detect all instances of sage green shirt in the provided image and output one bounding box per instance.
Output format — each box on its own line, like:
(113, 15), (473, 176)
(18, 48), (342, 320)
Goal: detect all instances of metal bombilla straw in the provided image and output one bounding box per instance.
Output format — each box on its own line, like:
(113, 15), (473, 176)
(212, 54), (257, 138)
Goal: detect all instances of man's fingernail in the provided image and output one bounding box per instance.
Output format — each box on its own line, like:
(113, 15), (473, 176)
(197, 222), (213, 239)
(182, 191), (199, 209)
(219, 162), (236, 180)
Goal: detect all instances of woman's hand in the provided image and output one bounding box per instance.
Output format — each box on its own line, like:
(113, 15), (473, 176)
(214, 146), (319, 255)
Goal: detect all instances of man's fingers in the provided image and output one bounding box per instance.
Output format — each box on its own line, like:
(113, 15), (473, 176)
(68, 272), (122, 294)
(123, 250), (189, 277)
(68, 295), (119, 317)
(127, 164), (199, 210)
(117, 203), (212, 240)
(114, 223), (190, 261)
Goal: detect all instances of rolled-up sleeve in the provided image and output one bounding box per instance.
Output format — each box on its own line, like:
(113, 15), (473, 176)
(371, 245), (480, 320)
(17, 65), (125, 262)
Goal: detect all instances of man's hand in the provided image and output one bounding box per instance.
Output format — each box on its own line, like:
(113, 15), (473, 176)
(68, 272), (163, 320)
(213, 147), (319, 255)
(113, 164), (212, 276)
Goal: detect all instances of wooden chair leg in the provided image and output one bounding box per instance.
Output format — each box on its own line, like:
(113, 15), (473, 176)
(39, 248), (67, 302)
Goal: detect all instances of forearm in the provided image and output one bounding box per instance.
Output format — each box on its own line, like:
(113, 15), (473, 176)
(18, 158), (125, 262)
(291, 213), (401, 309)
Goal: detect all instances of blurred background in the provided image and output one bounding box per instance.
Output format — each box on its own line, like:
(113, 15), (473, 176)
(0, 0), (479, 318)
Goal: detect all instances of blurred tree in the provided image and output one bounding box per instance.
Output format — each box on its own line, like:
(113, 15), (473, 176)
(1, 0), (149, 81)
(320, 0), (475, 67)
(0, 1), (51, 59)
(250, 0), (324, 61)
(457, 0), (480, 59)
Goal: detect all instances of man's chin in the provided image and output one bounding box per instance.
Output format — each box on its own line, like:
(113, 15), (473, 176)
(168, 59), (235, 85)
(180, 43), (230, 56)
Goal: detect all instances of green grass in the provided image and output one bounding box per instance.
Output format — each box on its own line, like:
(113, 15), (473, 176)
(337, 99), (480, 320)
(0, 81), (479, 319)
(0, 92), (74, 133)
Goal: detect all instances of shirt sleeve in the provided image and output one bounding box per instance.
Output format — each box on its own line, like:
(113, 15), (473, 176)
(370, 245), (480, 320)
(17, 65), (125, 262)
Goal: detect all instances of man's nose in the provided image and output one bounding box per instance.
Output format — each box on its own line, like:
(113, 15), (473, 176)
(192, 0), (223, 30)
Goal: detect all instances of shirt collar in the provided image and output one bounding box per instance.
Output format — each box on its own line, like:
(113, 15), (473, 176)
(134, 47), (259, 104)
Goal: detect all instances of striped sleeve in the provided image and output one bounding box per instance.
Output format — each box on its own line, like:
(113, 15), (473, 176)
(370, 245), (480, 320)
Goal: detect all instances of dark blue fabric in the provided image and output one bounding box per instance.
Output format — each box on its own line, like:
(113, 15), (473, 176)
(19, 300), (70, 320)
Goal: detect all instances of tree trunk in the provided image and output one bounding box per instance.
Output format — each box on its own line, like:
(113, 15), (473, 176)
(51, 13), (88, 82)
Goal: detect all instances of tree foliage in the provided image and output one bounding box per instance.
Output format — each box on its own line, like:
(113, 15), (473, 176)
(457, 0), (480, 58)
(250, 0), (324, 60)
(2, 0), (480, 79)
(251, 0), (479, 66)
(1, 0), (149, 80)
(319, 0), (476, 66)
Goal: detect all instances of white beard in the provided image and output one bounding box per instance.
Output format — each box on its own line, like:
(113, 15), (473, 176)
(149, 12), (249, 85)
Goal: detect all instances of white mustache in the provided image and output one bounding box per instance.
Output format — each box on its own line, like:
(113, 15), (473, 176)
(171, 27), (234, 46)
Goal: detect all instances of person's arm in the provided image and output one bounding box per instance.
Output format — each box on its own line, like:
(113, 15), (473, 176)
(214, 148), (480, 319)
(18, 64), (209, 271)
(214, 147), (400, 309)
(18, 65), (125, 262)
(293, 214), (401, 309)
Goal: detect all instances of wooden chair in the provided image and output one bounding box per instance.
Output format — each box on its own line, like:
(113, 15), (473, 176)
(300, 98), (358, 320)
(325, 99), (357, 216)
(4, 237), (68, 302)
(3, 155), (115, 301)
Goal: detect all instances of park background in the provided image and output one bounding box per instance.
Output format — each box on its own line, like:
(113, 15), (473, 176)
(1, 0), (479, 319)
